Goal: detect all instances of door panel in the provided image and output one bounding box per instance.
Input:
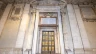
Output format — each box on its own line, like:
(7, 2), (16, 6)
(41, 31), (55, 54)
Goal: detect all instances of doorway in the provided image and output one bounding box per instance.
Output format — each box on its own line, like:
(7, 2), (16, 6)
(41, 31), (55, 54)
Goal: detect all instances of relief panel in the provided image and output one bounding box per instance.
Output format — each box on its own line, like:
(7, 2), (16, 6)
(9, 4), (24, 21)
(80, 5), (96, 22)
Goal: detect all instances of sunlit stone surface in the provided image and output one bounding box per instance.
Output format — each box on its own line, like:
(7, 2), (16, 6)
(0, 0), (96, 54)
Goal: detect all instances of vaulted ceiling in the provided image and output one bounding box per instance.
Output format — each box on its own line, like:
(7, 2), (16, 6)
(0, 0), (96, 5)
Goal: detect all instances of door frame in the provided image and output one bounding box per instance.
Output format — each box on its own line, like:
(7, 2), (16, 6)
(38, 27), (58, 53)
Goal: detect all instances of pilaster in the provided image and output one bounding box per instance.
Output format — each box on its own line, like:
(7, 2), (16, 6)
(23, 12), (36, 50)
(15, 4), (30, 48)
(67, 4), (84, 54)
(62, 10), (74, 54)
(32, 10), (39, 54)
(0, 4), (12, 36)
(58, 10), (66, 54)
(73, 5), (91, 54)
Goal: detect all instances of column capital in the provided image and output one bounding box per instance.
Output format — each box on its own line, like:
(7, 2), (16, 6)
(59, 0), (67, 13)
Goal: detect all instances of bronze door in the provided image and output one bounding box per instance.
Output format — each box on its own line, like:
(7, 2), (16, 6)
(41, 31), (55, 54)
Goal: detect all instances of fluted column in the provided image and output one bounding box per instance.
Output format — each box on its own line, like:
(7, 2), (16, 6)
(58, 10), (66, 54)
(32, 10), (39, 54)
(0, 4), (12, 36)
(15, 4), (30, 48)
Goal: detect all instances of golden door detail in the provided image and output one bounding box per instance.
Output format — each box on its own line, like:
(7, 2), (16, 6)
(41, 31), (55, 54)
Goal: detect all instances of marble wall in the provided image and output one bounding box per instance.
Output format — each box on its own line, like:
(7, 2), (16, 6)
(79, 5), (96, 48)
(79, 5), (96, 49)
(64, 4), (96, 54)
(0, 3), (96, 54)
(0, 4), (24, 48)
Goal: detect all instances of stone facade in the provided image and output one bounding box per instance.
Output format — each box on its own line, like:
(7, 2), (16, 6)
(0, 0), (96, 54)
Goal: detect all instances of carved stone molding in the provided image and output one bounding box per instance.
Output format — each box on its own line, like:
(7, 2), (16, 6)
(83, 18), (96, 22)
(0, 0), (96, 5)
